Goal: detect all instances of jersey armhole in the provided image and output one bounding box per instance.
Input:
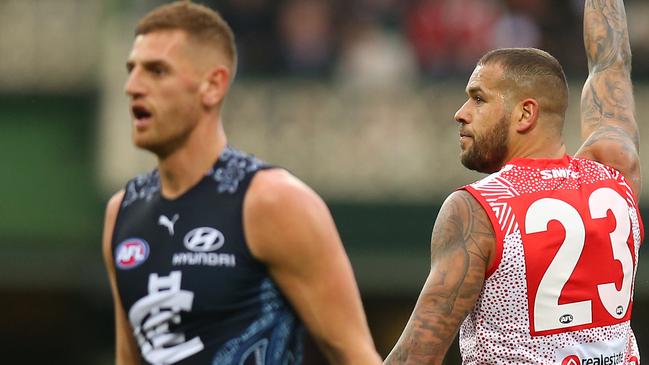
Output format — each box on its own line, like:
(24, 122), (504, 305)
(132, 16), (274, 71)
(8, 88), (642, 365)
(637, 204), (645, 245)
(110, 190), (128, 255)
(461, 186), (504, 279)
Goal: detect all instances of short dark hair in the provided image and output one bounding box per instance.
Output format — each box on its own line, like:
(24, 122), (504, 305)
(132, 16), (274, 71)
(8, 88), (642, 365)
(136, 1), (237, 70)
(479, 48), (569, 117)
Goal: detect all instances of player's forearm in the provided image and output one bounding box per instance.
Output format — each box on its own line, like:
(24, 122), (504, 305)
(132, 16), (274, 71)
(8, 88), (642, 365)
(384, 326), (449, 365)
(383, 275), (470, 365)
(383, 283), (464, 365)
(584, 0), (631, 74)
(298, 282), (380, 365)
(319, 340), (382, 365)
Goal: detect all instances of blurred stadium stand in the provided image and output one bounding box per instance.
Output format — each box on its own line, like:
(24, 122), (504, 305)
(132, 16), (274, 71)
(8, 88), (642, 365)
(1, 0), (649, 364)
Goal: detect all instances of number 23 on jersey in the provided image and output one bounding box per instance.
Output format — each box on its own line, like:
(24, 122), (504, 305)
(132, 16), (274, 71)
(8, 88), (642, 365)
(519, 186), (638, 336)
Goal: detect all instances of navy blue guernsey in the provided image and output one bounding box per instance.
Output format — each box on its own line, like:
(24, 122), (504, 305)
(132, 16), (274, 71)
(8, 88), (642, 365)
(111, 146), (304, 365)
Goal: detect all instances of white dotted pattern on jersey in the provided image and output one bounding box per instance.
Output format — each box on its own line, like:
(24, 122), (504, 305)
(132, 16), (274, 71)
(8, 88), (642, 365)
(460, 156), (642, 365)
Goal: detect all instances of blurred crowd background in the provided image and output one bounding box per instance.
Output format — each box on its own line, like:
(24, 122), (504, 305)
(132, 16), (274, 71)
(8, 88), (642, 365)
(2, 0), (649, 364)
(129, 0), (649, 81)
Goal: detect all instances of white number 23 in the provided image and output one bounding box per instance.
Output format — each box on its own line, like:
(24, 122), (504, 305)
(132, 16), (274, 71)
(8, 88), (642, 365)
(525, 187), (634, 332)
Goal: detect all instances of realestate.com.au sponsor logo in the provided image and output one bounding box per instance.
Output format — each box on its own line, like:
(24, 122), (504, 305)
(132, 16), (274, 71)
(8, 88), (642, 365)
(561, 354), (638, 365)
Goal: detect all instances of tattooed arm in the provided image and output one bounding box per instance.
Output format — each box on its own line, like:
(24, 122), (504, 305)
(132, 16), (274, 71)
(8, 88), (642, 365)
(384, 190), (495, 365)
(576, 0), (640, 197)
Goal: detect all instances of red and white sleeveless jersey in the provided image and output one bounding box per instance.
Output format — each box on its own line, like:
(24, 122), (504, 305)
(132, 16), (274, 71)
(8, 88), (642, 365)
(461, 155), (643, 365)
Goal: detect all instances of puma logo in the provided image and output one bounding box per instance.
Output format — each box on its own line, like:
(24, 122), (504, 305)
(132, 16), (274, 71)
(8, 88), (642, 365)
(158, 214), (180, 236)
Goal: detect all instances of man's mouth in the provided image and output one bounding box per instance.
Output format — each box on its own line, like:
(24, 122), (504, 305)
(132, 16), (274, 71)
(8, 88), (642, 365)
(132, 105), (152, 122)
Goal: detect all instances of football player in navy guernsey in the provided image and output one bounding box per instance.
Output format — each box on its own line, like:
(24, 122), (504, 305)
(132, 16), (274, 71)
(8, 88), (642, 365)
(101, 2), (381, 364)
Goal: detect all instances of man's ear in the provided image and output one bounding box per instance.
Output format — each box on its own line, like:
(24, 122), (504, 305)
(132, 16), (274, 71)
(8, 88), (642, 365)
(200, 65), (230, 108)
(515, 98), (539, 133)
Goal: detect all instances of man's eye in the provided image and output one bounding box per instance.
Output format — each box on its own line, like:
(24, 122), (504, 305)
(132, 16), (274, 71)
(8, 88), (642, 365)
(474, 96), (483, 104)
(147, 64), (167, 76)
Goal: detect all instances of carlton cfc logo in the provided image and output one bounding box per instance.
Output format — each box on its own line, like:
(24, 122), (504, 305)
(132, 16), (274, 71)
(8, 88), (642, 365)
(562, 355), (581, 365)
(115, 238), (150, 269)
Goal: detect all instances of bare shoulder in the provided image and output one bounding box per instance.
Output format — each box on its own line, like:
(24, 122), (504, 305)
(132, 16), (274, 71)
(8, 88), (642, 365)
(243, 169), (332, 262)
(436, 190), (490, 233)
(433, 190), (495, 268)
(106, 190), (126, 219)
(247, 168), (316, 201)
(244, 168), (324, 219)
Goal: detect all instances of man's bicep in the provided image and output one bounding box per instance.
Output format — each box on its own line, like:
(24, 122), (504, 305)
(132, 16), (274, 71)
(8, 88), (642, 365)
(430, 190), (494, 272)
(422, 191), (491, 312)
(577, 92), (640, 197)
(577, 66), (641, 196)
(244, 170), (375, 363)
(580, 71), (637, 149)
(581, 0), (636, 151)
(385, 190), (494, 364)
(424, 190), (493, 334)
(580, 0), (637, 159)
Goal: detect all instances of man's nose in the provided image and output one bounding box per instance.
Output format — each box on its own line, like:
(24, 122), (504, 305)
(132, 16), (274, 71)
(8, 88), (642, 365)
(454, 101), (470, 125)
(125, 69), (145, 98)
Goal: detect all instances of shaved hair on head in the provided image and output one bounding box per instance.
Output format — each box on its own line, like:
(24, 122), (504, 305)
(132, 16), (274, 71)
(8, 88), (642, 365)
(478, 48), (569, 131)
(136, 1), (237, 74)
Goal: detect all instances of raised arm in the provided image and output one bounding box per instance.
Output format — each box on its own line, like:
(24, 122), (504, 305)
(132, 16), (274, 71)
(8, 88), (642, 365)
(102, 191), (142, 365)
(576, 0), (640, 196)
(244, 169), (381, 365)
(384, 190), (495, 364)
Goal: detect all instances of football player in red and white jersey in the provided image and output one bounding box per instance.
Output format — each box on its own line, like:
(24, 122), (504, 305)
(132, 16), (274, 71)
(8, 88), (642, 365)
(386, 0), (641, 364)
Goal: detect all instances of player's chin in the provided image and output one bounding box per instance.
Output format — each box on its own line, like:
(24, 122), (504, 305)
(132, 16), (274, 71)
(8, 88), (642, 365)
(132, 134), (161, 152)
(459, 148), (472, 163)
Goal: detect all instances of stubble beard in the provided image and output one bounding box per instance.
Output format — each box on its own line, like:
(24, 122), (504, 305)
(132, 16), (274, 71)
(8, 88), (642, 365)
(460, 114), (509, 174)
(134, 117), (197, 160)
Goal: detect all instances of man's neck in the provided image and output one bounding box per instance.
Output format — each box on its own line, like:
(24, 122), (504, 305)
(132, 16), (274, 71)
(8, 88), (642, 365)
(157, 119), (227, 200)
(506, 131), (567, 162)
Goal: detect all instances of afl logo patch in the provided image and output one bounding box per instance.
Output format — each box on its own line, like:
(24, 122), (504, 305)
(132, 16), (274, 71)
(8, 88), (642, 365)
(559, 314), (573, 324)
(115, 238), (150, 270)
(184, 227), (224, 252)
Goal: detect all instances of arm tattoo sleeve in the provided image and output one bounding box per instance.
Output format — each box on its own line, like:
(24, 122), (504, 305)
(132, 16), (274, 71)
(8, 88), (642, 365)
(581, 0), (637, 151)
(584, 0), (631, 72)
(384, 191), (494, 364)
